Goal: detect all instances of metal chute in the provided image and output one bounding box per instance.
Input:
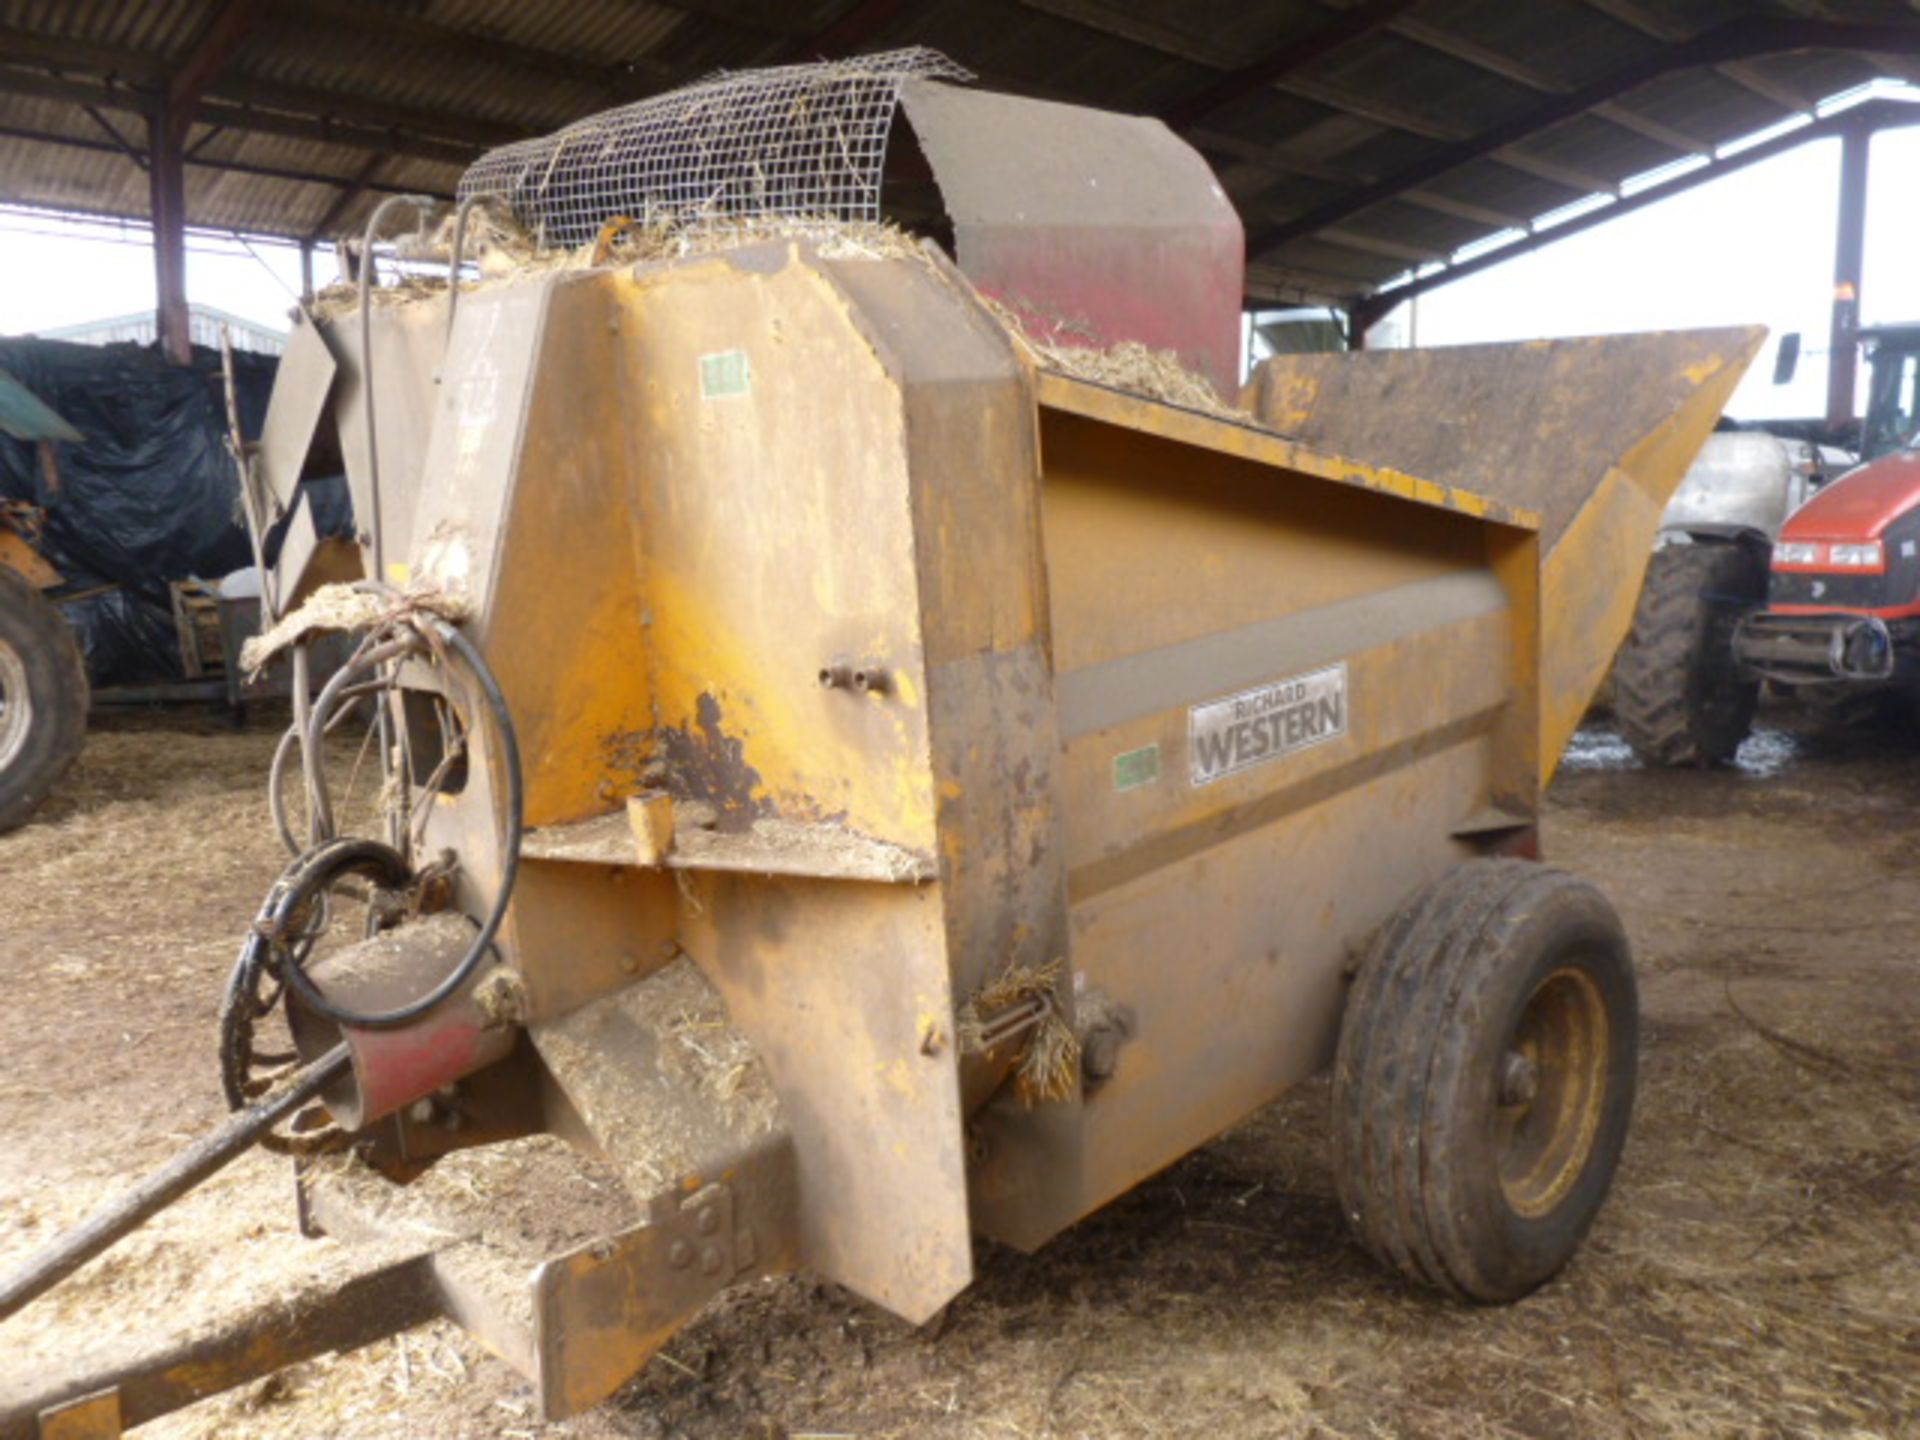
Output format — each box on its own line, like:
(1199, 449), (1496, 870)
(1244, 327), (1767, 776)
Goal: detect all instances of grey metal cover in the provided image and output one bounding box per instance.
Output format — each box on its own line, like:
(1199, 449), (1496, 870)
(0, 371), (82, 444)
(458, 48), (970, 249)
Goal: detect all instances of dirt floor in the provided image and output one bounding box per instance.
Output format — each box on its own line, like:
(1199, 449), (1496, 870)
(1, 704), (1915, 1439)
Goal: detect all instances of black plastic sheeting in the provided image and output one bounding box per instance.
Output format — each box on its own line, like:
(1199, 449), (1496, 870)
(59, 583), (184, 686)
(0, 338), (284, 687)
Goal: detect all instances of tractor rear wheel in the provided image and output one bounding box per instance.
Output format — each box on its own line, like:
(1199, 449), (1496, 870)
(1332, 859), (1637, 1302)
(0, 565), (87, 832)
(1613, 540), (1765, 767)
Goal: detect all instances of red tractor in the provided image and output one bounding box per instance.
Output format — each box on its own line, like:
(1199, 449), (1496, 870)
(1616, 323), (1920, 761)
(1735, 324), (1920, 725)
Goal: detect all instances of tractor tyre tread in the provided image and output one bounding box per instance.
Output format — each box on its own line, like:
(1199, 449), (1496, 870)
(0, 566), (87, 833)
(1613, 542), (1764, 768)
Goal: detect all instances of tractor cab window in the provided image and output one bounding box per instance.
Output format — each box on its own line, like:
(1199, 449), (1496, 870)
(1863, 345), (1920, 460)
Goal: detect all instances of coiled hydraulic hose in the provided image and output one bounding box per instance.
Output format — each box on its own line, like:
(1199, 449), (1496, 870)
(220, 607), (522, 1145)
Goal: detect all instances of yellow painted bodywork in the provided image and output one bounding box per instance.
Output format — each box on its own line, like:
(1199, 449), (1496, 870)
(294, 243), (1756, 1410)
(1244, 328), (1765, 780)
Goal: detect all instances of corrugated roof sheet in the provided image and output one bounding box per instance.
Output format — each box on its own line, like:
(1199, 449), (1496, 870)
(0, 0), (1917, 302)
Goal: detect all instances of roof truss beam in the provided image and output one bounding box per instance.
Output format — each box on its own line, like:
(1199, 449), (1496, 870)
(1191, 126), (1533, 230)
(1246, 15), (1920, 261)
(1317, 225), (1447, 263)
(304, 151), (389, 241)
(0, 27), (492, 164)
(0, 122), (449, 204)
(80, 105), (147, 170)
(1401, 188), (1530, 228)
(1390, 14), (1712, 154)
(1026, 0), (1425, 128)
(1275, 73), (1468, 140)
(0, 66), (477, 167)
(783, 0), (913, 60)
(1353, 98), (1920, 325)
(167, 0), (264, 129)
(262, 0), (670, 88)
(1577, 0), (1825, 111)
(1715, 58), (1817, 111)
(206, 72), (522, 149)
(1172, 0), (1422, 127)
(1491, 147), (1614, 194)
(1014, 0), (1235, 68)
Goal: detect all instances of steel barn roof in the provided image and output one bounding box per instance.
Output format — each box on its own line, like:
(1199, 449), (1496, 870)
(2, 0), (1919, 306)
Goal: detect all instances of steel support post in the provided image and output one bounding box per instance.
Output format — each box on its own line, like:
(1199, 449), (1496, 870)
(1825, 123), (1872, 431)
(147, 103), (192, 366)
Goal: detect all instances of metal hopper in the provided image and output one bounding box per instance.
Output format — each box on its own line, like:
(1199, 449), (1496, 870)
(0, 53), (1764, 1438)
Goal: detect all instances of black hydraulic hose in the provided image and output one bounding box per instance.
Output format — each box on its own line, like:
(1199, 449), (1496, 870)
(0, 1046), (350, 1324)
(220, 838), (412, 1113)
(275, 621), (521, 1032)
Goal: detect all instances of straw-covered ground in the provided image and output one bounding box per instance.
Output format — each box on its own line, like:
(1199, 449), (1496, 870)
(0, 706), (1914, 1439)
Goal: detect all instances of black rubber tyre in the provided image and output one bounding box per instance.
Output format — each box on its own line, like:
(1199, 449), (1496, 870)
(0, 565), (88, 833)
(1332, 859), (1638, 1303)
(1613, 541), (1766, 767)
(1796, 682), (1898, 735)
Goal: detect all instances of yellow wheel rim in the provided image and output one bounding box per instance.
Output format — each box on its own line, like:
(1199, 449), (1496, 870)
(1495, 965), (1610, 1219)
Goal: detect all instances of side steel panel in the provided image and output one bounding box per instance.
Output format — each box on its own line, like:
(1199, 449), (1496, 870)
(901, 81), (1245, 397)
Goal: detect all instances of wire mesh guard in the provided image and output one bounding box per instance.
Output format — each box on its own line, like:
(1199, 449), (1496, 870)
(458, 47), (971, 250)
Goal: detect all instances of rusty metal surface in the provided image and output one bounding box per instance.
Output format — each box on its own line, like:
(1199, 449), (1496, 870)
(531, 1171), (792, 1418)
(0, 526), (62, 591)
(30, 1389), (118, 1440)
(290, 1112), (789, 1422)
(0, 1249), (440, 1440)
(298, 1167), (540, 1375)
(900, 81), (1244, 397)
(678, 876), (965, 1321)
(295, 1138), (655, 1392)
(519, 806), (936, 882)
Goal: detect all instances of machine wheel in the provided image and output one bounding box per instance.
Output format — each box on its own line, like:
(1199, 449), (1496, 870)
(0, 566), (88, 833)
(1612, 540), (1765, 767)
(1796, 683), (1898, 735)
(1331, 859), (1637, 1303)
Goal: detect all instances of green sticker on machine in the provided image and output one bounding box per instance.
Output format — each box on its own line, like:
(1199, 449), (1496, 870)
(1113, 743), (1161, 792)
(699, 349), (751, 399)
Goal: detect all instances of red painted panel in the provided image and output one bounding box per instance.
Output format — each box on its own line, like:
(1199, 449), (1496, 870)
(1780, 451), (1920, 541)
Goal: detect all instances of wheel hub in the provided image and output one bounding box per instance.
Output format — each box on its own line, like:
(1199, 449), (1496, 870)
(1497, 1050), (1538, 1107)
(1495, 966), (1610, 1219)
(0, 636), (32, 775)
